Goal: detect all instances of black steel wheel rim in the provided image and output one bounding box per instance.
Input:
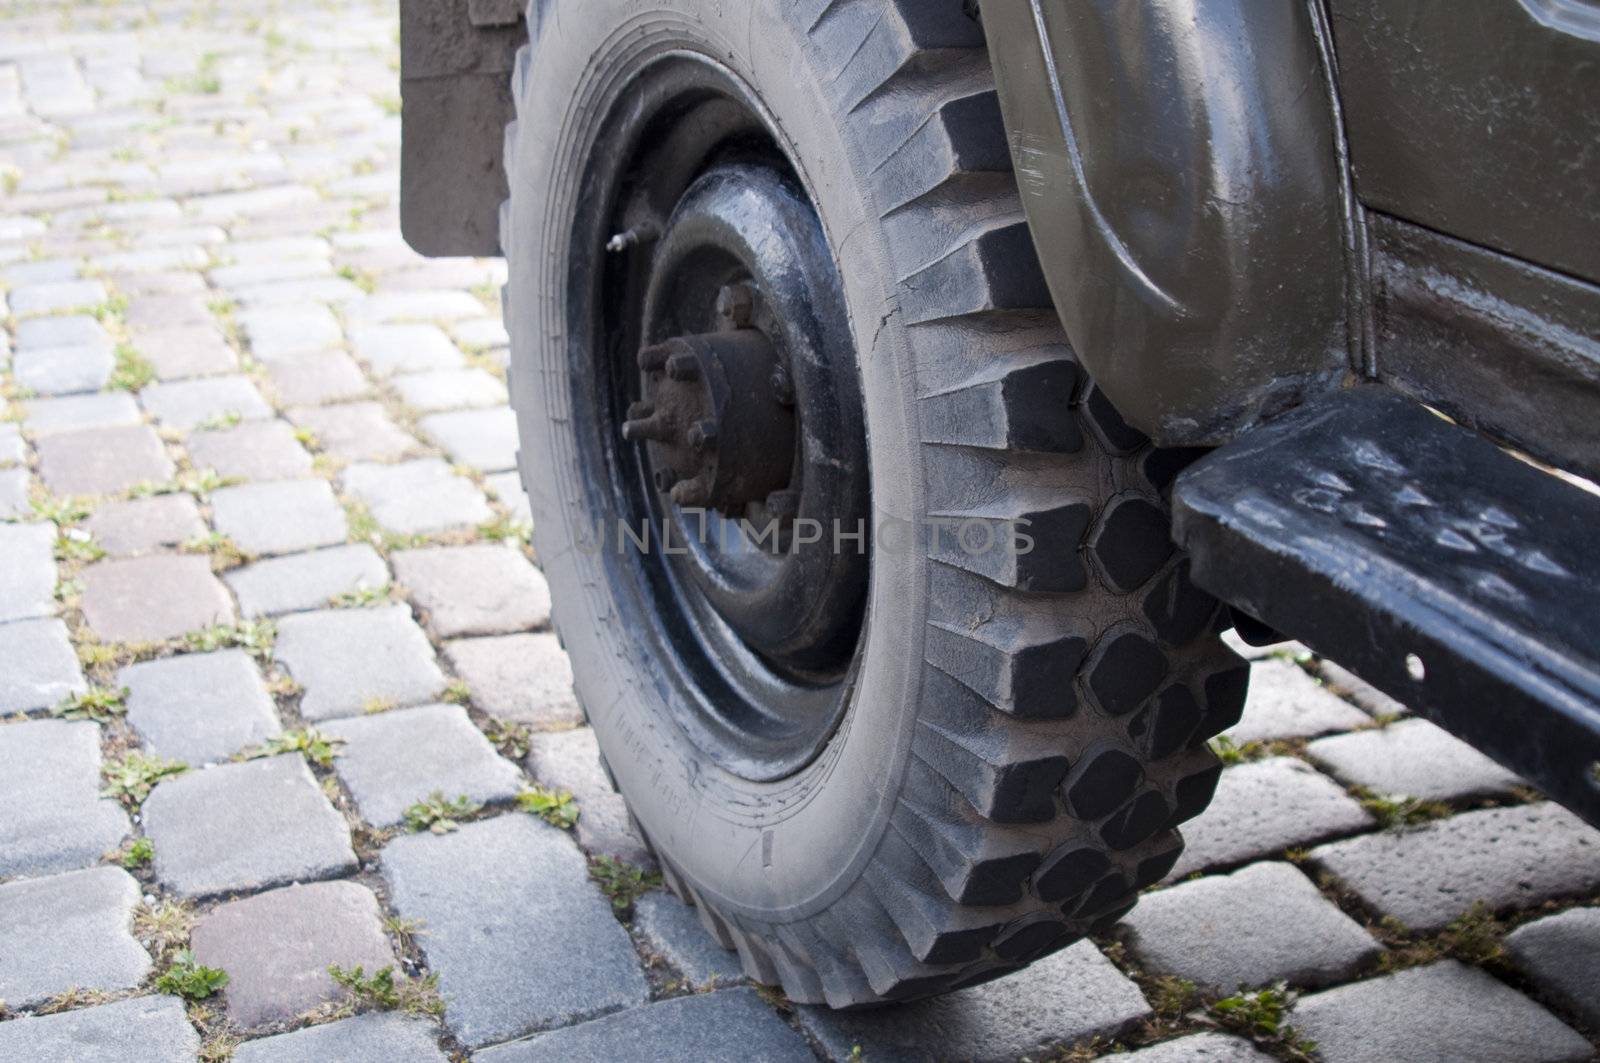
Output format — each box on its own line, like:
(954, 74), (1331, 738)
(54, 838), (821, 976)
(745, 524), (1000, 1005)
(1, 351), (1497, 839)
(564, 53), (869, 782)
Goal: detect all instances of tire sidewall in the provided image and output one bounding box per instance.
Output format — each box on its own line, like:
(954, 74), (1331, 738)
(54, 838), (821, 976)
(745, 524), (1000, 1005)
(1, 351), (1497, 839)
(506, 1), (928, 922)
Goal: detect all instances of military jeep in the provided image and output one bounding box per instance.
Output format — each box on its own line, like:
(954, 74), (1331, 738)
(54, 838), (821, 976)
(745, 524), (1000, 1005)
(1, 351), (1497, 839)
(398, 0), (1600, 1005)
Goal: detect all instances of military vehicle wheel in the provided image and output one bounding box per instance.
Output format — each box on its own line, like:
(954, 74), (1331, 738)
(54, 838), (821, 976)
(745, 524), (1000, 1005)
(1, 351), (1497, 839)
(500, 0), (1246, 1006)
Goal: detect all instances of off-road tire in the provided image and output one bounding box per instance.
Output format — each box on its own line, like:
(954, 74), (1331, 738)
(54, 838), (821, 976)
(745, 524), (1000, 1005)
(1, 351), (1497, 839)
(501, 0), (1247, 1006)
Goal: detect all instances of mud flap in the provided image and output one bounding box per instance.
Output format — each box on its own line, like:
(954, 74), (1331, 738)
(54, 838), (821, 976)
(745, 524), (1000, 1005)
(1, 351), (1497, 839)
(399, 0), (527, 257)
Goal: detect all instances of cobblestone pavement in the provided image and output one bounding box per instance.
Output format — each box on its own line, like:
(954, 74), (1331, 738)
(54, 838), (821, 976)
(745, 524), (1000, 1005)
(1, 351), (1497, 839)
(2, 3), (1599, 1061)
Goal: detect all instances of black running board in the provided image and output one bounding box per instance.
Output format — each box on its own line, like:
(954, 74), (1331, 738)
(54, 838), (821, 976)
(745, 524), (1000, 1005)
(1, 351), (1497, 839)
(1173, 387), (1600, 825)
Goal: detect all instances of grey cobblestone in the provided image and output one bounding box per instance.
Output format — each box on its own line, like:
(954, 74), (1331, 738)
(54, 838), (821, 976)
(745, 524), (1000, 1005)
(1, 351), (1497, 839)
(0, 866), (151, 1009)
(0, 467), (29, 519)
(0, 994), (199, 1062)
(82, 494), (206, 556)
(1223, 659), (1371, 743)
(1305, 718), (1524, 802)
(392, 543), (549, 637)
(0, 718), (128, 878)
(22, 392), (142, 437)
(343, 458), (491, 535)
(1120, 861), (1381, 991)
(483, 470), (531, 524)
(1168, 757), (1373, 880)
(1311, 802), (1600, 931)
(13, 341), (113, 395)
(475, 988), (814, 1063)
(633, 892), (745, 987)
(0, 424), (24, 466)
(797, 940), (1151, 1063)
(420, 406), (518, 473)
(234, 1013), (448, 1063)
(121, 649), (280, 765)
(238, 303), (343, 360)
(15, 314), (109, 350)
(346, 289), (485, 324)
(391, 368), (507, 411)
(264, 351), (371, 406)
(225, 543), (389, 617)
(0, 521), (56, 623)
(185, 419), (314, 481)
(348, 323), (464, 377)
(142, 753), (357, 899)
(139, 374), (273, 430)
(526, 726), (653, 867)
(191, 880), (396, 1029)
(1116, 1034), (1275, 1061)
(289, 401), (417, 463)
(275, 605), (446, 720)
(446, 633), (582, 727)
(129, 323), (238, 380)
(210, 478), (347, 556)
(382, 814), (650, 1048)
(35, 424), (174, 496)
(1291, 960), (1589, 1063)
(8, 278), (108, 316)
(325, 703), (525, 827)
(1504, 907), (1600, 1032)
(79, 554), (234, 643)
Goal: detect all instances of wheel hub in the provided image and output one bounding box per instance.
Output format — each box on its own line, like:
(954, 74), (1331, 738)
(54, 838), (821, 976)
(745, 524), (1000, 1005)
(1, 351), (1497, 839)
(622, 321), (798, 515)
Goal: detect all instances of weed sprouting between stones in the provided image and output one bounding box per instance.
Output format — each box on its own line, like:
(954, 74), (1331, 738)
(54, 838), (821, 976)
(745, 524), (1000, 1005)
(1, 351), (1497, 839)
(1352, 787), (1453, 830)
(102, 751), (187, 806)
(54, 527), (106, 563)
(183, 618), (275, 659)
(327, 964), (444, 1017)
(180, 531), (252, 572)
(53, 685), (128, 722)
(327, 583), (393, 608)
(1206, 985), (1316, 1061)
(109, 836), (155, 871)
(109, 343), (156, 392)
(244, 727), (345, 768)
(517, 785), (578, 829)
(154, 950), (229, 1001)
(481, 717), (530, 759)
(402, 791), (481, 834)
(589, 856), (662, 916)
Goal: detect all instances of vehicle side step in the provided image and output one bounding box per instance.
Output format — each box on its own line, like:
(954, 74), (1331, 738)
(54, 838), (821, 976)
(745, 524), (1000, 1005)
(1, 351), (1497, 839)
(1172, 387), (1600, 825)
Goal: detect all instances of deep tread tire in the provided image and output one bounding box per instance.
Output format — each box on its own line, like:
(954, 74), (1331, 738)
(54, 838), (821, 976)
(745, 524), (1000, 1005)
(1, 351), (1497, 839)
(501, 0), (1246, 1006)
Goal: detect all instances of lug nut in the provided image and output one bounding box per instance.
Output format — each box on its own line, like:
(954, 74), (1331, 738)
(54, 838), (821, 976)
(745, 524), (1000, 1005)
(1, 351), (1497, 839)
(637, 342), (673, 372)
(769, 366), (794, 406)
(622, 413), (668, 443)
(671, 476), (712, 507)
(686, 419), (718, 451)
(666, 351), (701, 381)
(715, 283), (755, 328)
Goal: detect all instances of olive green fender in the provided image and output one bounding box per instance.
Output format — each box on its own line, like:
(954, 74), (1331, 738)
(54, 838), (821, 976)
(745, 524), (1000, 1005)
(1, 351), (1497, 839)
(980, 0), (1359, 445)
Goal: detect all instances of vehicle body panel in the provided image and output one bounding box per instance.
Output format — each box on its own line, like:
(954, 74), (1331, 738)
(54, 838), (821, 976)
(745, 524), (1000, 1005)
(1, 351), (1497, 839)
(979, 0), (1355, 447)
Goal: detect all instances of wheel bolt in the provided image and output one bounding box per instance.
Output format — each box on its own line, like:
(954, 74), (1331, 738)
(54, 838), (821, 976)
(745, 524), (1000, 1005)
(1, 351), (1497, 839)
(666, 351), (701, 381)
(637, 342), (672, 372)
(687, 419), (718, 451)
(715, 283), (755, 328)
(769, 366), (794, 406)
